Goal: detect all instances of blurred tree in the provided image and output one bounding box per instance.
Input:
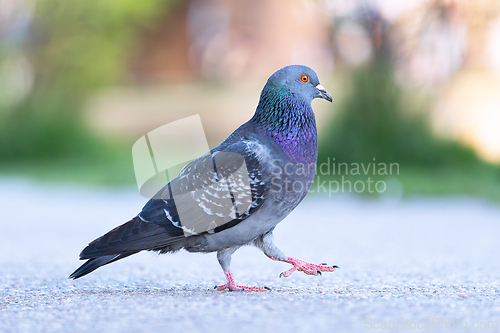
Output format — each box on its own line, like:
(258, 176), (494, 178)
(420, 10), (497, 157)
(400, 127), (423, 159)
(0, 0), (180, 161)
(318, 59), (478, 168)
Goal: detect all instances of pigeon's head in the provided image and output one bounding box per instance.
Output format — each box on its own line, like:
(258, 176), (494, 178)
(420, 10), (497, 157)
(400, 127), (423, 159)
(263, 65), (332, 104)
(253, 65), (332, 132)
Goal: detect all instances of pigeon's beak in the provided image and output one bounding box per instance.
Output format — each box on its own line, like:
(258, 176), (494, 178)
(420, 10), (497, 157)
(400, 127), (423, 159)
(315, 84), (332, 102)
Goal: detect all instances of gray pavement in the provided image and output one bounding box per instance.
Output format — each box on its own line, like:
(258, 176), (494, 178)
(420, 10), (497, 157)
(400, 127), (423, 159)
(1, 178), (500, 333)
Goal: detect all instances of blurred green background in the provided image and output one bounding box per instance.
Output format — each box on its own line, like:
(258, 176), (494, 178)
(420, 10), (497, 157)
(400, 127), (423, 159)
(1, 0), (499, 201)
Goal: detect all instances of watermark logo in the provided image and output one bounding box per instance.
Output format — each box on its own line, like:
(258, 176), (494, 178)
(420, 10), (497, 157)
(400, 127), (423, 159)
(270, 157), (400, 197)
(132, 115), (252, 236)
(132, 115), (210, 199)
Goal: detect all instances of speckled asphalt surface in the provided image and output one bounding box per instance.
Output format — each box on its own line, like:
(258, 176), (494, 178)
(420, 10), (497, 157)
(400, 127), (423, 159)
(1, 179), (500, 333)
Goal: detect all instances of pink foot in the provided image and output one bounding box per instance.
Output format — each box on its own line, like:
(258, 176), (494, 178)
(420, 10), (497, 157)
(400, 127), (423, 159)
(274, 257), (339, 278)
(215, 271), (270, 292)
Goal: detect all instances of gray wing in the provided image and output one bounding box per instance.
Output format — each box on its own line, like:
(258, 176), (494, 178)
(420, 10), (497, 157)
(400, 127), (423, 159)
(139, 140), (269, 237)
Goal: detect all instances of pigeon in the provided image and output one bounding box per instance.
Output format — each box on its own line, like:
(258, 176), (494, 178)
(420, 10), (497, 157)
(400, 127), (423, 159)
(69, 65), (337, 291)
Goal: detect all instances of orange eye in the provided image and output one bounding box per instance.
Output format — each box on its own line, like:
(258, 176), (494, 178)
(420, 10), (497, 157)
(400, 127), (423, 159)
(301, 74), (309, 83)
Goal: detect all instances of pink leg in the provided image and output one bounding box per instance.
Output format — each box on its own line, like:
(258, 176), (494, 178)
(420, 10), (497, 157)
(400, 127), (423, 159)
(272, 257), (339, 278)
(215, 271), (270, 292)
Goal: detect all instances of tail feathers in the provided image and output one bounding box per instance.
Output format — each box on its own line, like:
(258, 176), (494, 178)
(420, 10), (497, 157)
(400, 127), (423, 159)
(79, 216), (184, 260)
(70, 216), (186, 279)
(69, 252), (137, 279)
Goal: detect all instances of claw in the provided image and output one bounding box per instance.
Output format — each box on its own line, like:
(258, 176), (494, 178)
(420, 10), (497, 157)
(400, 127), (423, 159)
(280, 257), (339, 278)
(279, 272), (284, 278)
(264, 286), (272, 291)
(332, 265), (339, 269)
(321, 263), (328, 265)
